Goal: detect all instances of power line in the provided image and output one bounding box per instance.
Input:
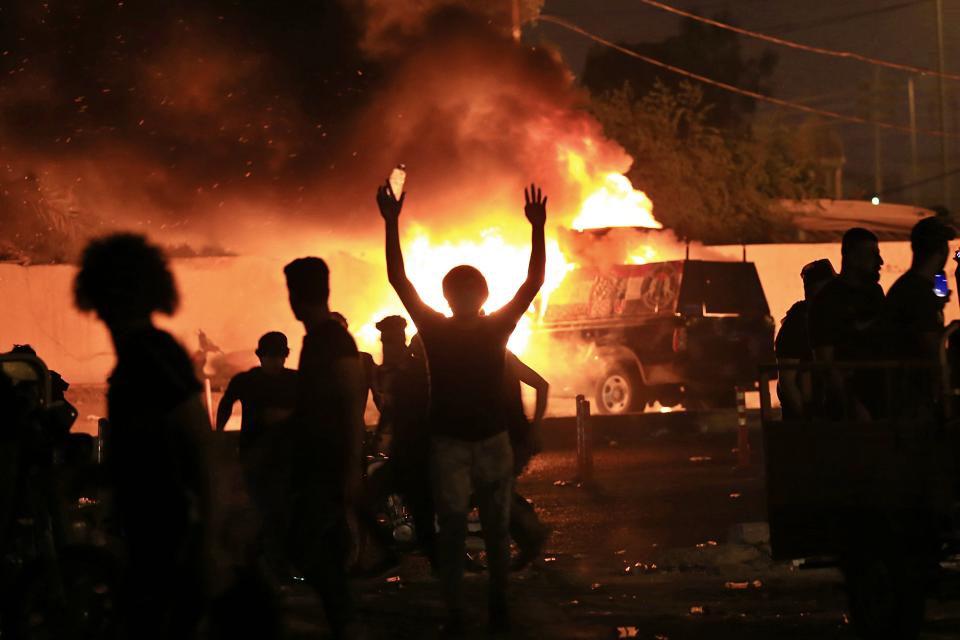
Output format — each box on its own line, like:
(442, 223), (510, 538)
(537, 15), (960, 139)
(765, 0), (927, 35)
(634, 0), (960, 82)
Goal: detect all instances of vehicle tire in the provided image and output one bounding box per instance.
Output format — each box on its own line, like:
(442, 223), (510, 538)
(843, 552), (926, 640)
(595, 365), (645, 415)
(4, 545), (120, 640)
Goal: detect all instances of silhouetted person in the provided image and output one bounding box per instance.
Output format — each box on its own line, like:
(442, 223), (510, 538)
(73, 234), (212, 639)
(283, 258), (365, 640)
(216, 331), (296, 569)
(502, 351), (550, 570)
(373, 315), (410, 450)
(216, 332), (296, 445)
(379, 180), (547, 634)
(390, 333), (437, 567)
(808, 227), (885, 418)
(883, 217), (956, 417)
(775, 260), (835, 419)
(884, 217), (955, 360)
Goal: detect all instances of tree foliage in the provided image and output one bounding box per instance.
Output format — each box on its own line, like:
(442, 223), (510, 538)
(591, 81), (826, 244)
(582, 16), (777, 131)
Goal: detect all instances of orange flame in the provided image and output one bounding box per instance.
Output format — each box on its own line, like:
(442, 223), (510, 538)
(357, 150), (661, 358)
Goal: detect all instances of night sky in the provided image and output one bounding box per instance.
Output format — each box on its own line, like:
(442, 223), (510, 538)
(536, 0), (960, 207)
(1, 0), (958, 255)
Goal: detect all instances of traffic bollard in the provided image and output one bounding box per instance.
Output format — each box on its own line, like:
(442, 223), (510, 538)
(576, 394), (594, 483)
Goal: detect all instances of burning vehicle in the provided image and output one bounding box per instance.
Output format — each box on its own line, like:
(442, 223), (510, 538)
(537, 227), (776, 413)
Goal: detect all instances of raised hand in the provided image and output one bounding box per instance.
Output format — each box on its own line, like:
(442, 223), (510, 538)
(377, 181), (405, 222)
(524, 183), (547, 226)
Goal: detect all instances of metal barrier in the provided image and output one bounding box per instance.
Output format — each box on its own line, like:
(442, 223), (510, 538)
(575, 394), (593, 483)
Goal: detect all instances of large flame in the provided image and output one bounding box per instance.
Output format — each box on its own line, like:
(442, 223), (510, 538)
(561, 148), (659, 232)
(356, 150), (660, 358)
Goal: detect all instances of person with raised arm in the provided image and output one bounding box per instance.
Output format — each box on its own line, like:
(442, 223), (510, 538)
(378, 181), (546, 636)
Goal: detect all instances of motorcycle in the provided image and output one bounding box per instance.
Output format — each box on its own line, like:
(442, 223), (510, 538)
(0, 353), (119, 639)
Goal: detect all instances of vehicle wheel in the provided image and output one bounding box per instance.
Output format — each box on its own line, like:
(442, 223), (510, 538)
(4, 546), (120, 640)
(595, 365), (645, 415)
(843, 552), (926, 640)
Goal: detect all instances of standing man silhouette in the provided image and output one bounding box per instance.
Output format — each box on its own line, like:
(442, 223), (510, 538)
(378, 181), (547, 635)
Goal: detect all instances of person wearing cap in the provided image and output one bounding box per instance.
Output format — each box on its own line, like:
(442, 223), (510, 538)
(216, 331), (297, 451)
(883, 216), (956, 361)
(775, 259), (836, 419)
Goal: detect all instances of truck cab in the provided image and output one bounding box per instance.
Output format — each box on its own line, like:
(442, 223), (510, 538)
(540, 259), (775, 413)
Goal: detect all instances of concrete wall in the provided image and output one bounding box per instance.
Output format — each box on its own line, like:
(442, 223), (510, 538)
(2, 241), (957, 385)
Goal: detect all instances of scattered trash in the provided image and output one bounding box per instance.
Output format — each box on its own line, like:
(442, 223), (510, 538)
(695, 540), (718, 549)
(728, 492), (741, 499)
(725, 581), (750, 590)
(654, 635), (669, 640)
(633, 562), (657, 573)
(689, 605), (706, 615)
(543, 555), (557, 563)
(842, 613), (850, 625)
(614, 549), (627, 556)
(553, 480), (571, 487)
(752, 579), (763, 589)
(688, 456), (712, 463)
(590, 582), (604, 591)
(615, 627), (639, 638)
(608, 440), (620, 448)
(622, 565), (633, 575)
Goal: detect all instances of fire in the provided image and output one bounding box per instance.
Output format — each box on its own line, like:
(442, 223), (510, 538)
(629, 246), (659, 265)
(561, 149), (659, 232)
(357, 228), (574, 356)
(356, 150), (661, 359)
(572, 173), (659, 231)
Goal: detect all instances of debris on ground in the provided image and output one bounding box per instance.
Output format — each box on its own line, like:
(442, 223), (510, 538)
(615, 626), (639, 638)
(688, 456), (712, 463)
(689, 605), (706, 615)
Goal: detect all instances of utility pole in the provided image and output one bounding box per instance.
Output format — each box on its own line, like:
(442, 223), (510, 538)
(512, 0), (522, 42)
(936, 0), (950, 205)
(872, 66), (883, 197)
(908, 77), (919, 203)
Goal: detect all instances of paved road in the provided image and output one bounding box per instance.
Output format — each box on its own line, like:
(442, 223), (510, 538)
(273, 415), (960, 639)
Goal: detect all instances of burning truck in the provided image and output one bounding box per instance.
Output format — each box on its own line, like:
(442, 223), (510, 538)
(535, 227), (776, 414)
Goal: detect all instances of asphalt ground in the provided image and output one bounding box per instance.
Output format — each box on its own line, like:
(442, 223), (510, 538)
(275, 416), (960, 639)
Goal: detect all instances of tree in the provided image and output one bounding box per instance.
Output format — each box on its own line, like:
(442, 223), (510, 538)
(590, 81), (826, 244)
(582, 15), (777, 131)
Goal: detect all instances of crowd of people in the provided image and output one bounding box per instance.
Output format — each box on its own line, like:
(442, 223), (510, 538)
(18, 181), (551, 639)
(5, 184), (959, 638)
(775, 215), (958, 420)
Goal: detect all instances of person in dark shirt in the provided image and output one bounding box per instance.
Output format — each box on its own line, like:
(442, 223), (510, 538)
(883, 217), (956, 417)
(215, 331), (297, 574)
(775, 259), (835, 419)
(884, 216), (956, 360)
(283, 257), (365, 640)
(379, 180), (547, 634)
(215, 332), (297, 449)
(808, 227), (885, 417)
(502, 351), (550, 570)
(73, 234), (212, 640)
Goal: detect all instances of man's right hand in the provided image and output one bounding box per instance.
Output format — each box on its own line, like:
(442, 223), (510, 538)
(377, 182), (404, 222)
